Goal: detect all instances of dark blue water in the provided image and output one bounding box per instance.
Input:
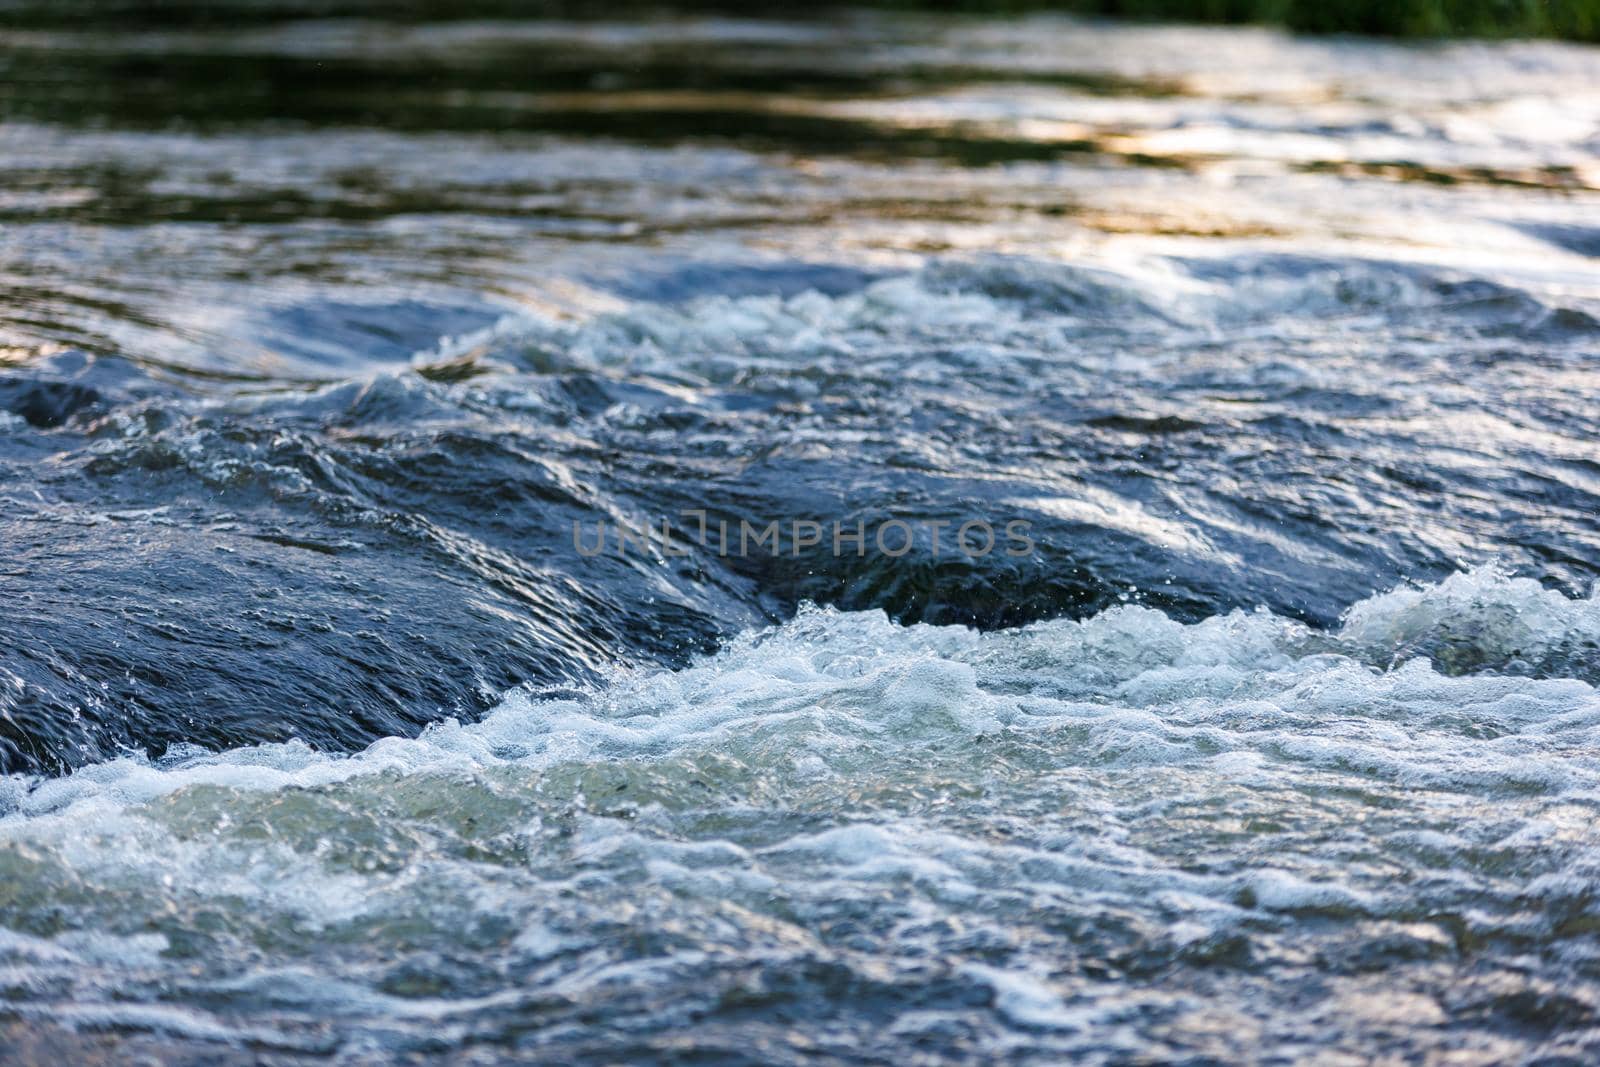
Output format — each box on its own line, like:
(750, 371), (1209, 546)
(2, 11), (1599, 1064)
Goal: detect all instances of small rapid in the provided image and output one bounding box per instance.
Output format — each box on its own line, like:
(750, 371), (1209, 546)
(2, 9), (1599, 1062)
(6, 252), (1598, 773)
(3, 568), (1600, 1061)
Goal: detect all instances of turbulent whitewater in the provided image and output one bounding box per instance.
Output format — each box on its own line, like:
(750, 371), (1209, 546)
(1, 8), (1599, 1064)
(4, 571), (1600, 1062)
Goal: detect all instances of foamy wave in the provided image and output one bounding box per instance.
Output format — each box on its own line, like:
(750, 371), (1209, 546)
(1336, 566), (1600, 677)
(7, 566), (1596, 817)
(3, 567), (1599, 1056)
(498, 255), (1594, 384)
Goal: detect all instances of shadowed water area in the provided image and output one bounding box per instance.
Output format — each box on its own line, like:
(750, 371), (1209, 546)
(1, 8), (1599, 1064)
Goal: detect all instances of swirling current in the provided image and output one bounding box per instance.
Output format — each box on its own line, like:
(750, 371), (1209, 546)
(1, 9), (1599, 1064)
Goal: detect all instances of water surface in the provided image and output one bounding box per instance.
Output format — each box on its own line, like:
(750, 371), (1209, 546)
(1, 11), (1599, 1063)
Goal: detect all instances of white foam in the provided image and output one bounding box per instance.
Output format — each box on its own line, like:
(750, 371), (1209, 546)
(3, 567), (1599, 1052)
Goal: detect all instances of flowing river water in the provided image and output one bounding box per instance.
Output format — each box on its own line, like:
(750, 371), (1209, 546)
(1, 10), (1599, 1063)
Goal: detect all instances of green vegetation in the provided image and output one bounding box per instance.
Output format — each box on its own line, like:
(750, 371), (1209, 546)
(0, 0), (1595, 41)
(993, 0), (1599, 40)
(813, 0), (1597, 40)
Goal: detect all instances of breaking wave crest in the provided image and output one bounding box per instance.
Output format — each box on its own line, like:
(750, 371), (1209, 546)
(6, 249), (1599, 777)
